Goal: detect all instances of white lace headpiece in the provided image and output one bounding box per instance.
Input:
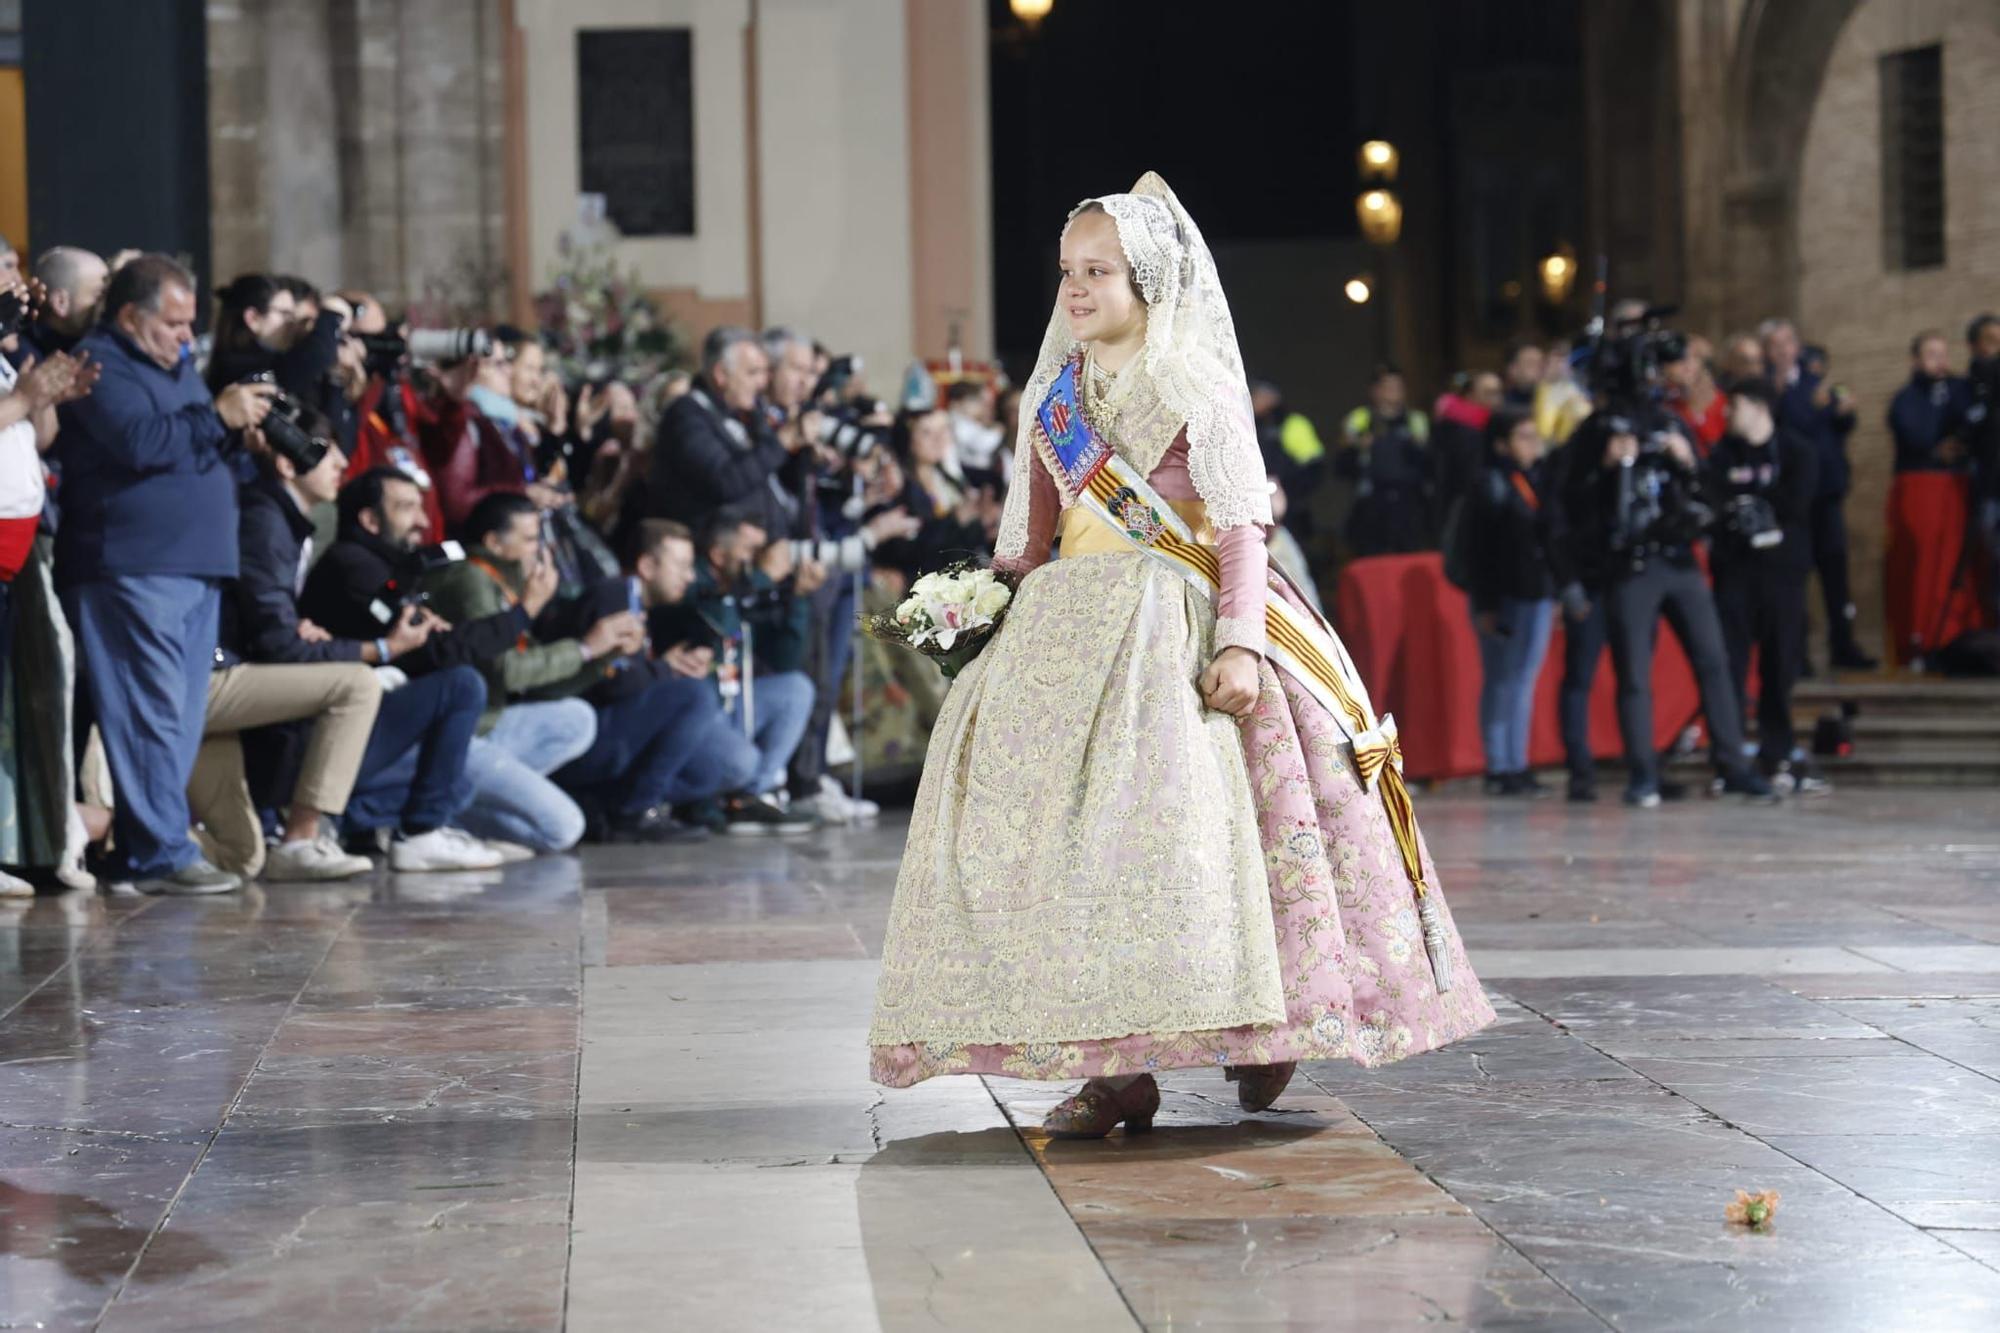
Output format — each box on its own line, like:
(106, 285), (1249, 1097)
(996, 171), (1271, 559)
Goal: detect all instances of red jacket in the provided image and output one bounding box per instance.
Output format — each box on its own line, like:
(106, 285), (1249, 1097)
(346, 378), (448, 542)
(418, 395), (532, 536)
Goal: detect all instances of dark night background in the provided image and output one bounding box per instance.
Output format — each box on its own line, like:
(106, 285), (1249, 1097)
(985, 0), (1587, 435)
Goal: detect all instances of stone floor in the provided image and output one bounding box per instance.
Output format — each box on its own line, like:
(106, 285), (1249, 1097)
(5, 789), (2000, 1330)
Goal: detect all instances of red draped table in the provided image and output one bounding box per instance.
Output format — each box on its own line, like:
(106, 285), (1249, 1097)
(1332, 552), (1703, 782)
(1885, 471), (1994, 667)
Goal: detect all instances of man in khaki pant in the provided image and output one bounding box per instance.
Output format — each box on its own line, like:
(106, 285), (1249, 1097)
(189, 660), (383, 880)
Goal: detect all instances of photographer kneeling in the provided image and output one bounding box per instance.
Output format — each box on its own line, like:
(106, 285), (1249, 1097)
(1562, 401), (1775, 807)
(302, 469), (598, 854)
(226, 403), (501, 871)
(418, 493), (715, 845)
(1708, 380), (1824, 793)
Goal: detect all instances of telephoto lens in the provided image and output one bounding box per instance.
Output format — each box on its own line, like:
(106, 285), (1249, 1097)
(406, 328), (494, 365)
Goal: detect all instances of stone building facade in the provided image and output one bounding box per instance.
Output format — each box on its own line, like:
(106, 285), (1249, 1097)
(204, 0), (992, 384)
(1589, 0), (2000, 654)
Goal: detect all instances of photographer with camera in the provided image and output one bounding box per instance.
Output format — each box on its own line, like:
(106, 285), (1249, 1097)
(299, 468), (603, 853)
(422, 495), (716, 844)
(1707, 379), (1822, 791)
(57, 255), (277, 893)
(683, 510), (821, 835)
(206, 274), (345, 412)
(1555, 314), (1774, 808)
(225, 405), (502, 872)
(419, 335), (567, 536)
(759, 327), (922, 821)
(648, 327), (806, 535)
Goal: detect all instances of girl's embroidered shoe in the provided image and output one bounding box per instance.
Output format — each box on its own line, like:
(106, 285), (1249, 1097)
(1224, 1061), (1296, 1112)
(1040, 1075), (1160, 1139)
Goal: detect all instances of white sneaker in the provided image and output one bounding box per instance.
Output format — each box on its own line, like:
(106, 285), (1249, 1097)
(0, 869), (33, 899)
(264, 835), (374, 882)
(389, 827), (507, 872)
(817, 775), (880, 823)
(484, 840), (537, 864)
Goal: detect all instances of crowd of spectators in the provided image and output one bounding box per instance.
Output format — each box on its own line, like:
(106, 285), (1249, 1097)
(1250, 307), (2000, 806)
(6, 223), (1993, 893)
(0, 235), (1058, 897)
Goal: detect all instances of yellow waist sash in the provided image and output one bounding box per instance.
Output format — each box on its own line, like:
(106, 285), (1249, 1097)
(1060, 496), (1214, 557)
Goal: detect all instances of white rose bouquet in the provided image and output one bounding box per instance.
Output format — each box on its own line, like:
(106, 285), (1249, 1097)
(860, 562), (1018, 679)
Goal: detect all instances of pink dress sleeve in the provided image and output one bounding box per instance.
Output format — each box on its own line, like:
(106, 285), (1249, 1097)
(1213, 524), (1268, 657)
(1146, 433), (1268, 658)
(994, 452), (1060, 577)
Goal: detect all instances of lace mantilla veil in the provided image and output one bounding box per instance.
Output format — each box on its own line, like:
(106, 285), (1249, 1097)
(994, 171), (1273, 561)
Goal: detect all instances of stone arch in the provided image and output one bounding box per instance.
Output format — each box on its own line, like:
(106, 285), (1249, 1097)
(1715, 0), (1864, 330)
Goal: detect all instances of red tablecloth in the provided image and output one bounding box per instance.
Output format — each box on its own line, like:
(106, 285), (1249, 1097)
(1332, 553), (1702, 781)
(1885, 471), (1994, 666)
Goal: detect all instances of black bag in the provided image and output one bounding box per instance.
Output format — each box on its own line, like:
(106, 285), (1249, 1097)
(1933, 628), (2000, 677)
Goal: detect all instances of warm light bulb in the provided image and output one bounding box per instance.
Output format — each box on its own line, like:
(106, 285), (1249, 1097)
(1344, 277), (1372, 304)
(1356, 189), (1404, 245)
(1538, 244), (1578, 304)
(1010, 0), (1053, 23)
(1357, 139), (1400, 182)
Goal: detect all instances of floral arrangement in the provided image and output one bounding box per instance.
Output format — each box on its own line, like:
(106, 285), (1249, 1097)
(1725, 1188), (1781, 1229)
(533, 217), (685, 385)
(861, 563), (1017, 679)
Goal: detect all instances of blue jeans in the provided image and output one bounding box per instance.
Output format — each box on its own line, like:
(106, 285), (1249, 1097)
(456, 699), (596, 851)
(344, 665), (486, 833)
(1558, 597), (1607, 783)
(1473, 597), (1555, 775)
(555, 674), (715, 816)
(722, 670), (815, 795)
(662, 702), (757, 805)
(65, 576), (218, 877)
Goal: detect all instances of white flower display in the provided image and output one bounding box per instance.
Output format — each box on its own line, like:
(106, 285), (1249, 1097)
(900, 568), (1013, 652)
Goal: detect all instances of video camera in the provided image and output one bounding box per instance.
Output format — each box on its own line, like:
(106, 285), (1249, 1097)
(365, 540), (465, 628)
(1581, 306), (1687, 412)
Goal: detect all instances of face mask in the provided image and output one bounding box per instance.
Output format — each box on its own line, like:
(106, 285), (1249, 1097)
(468, 383), (521, 425)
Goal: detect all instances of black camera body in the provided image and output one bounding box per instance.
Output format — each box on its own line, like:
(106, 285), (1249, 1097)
(242, 374), (329, 473)
(1719, 493), (1784, 552)
(813, 406), (885, 462)
(365, 540), (465, 627)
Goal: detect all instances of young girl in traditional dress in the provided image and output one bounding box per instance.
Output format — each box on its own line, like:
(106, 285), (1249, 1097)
(869, 173), (1495, 1137)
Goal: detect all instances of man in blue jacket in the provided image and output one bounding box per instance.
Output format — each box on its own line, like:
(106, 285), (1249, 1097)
(55, 255), (275, 894)
(1887, 331), (1975, 474)
(1761, 319), (1876, 670)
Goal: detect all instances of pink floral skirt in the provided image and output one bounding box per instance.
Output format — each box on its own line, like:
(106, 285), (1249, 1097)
(869, 575), (1496, 1087)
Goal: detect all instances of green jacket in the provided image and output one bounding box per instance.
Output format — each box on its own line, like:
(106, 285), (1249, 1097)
(420, 554), (596, 731)
(689, 557), (812, 677)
